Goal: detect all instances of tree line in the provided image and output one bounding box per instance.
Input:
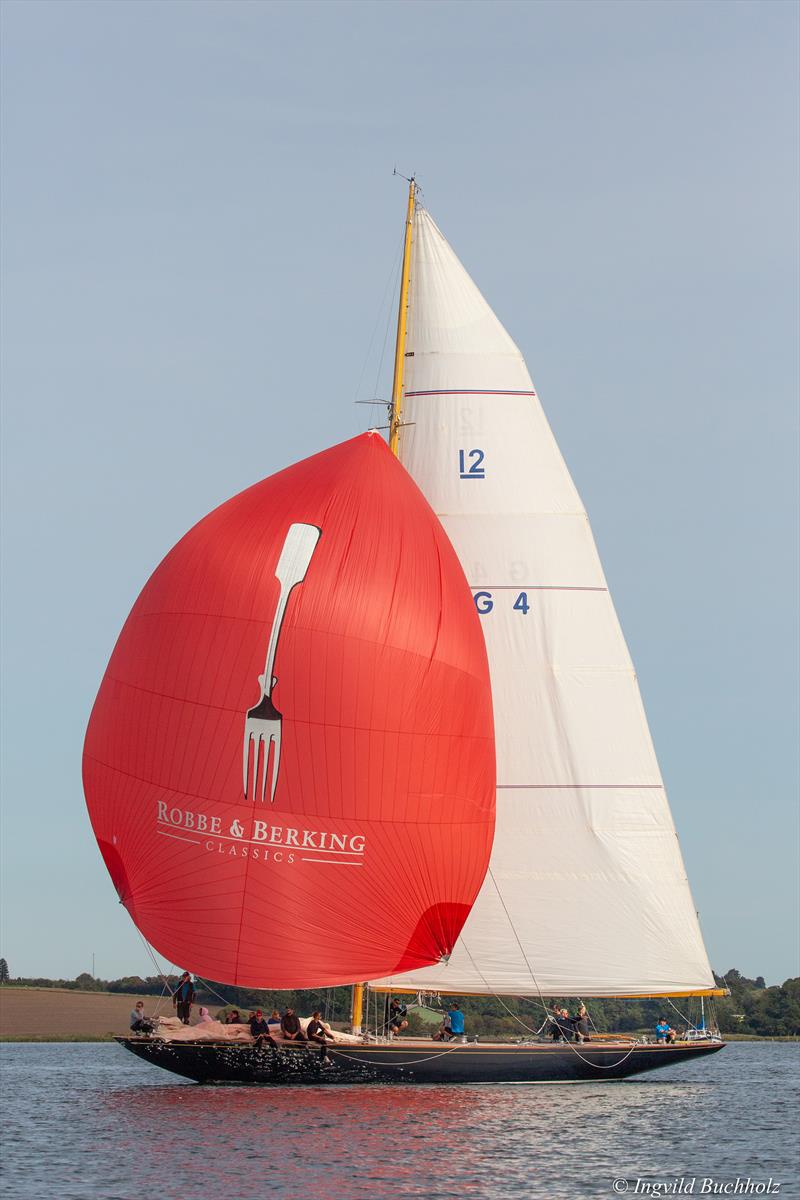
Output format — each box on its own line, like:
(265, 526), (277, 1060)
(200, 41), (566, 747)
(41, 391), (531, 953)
(0, 961), (797, 1037)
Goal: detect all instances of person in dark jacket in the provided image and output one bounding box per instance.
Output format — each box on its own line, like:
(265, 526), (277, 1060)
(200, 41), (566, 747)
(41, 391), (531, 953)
(307, 1011), (334, 1060)
(384, 998), (408, 1037)
(549, 1006), (574, 1042)
(572, 1004), (590, 1043)
(280, 1008), (307, 1041)
(172, 972), (195, 1024)
(249, 1009), (277, 1049)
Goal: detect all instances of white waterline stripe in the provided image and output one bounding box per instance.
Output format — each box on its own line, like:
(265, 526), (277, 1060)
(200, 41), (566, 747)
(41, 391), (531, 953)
(157, 820), (363, 853)
(157, 830), (201, 845)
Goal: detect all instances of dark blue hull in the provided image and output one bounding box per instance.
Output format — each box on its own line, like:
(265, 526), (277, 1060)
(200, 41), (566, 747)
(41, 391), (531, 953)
(116, 1036), (724, 1085)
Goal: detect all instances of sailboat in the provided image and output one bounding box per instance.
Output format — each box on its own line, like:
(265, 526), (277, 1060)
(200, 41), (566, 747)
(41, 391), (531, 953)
(85, 181), (725, 1084)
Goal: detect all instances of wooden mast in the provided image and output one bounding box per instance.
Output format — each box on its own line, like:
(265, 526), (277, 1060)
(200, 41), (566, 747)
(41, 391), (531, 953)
(389, 176), (416, 455)
(351, 178), (416, 1035)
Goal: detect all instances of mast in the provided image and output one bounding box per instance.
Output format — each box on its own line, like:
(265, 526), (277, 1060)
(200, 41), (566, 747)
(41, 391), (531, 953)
(352, 178), (417, 1034)
(389, 177), (416, 456)
(351, 982), (365, 1035)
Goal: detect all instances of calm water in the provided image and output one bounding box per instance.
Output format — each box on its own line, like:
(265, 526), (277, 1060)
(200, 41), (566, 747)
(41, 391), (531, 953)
(2, 1042), (798, 1199)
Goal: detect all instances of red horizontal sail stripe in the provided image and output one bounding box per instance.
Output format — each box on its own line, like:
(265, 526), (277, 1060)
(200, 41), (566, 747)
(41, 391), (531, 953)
(470, 585), (608, 592)
(497, 784), (665, 790)
(405, 389), (537, 397)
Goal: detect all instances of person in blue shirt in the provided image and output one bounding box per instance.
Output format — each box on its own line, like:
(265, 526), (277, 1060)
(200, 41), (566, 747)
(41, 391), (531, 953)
(447, 1005), (465, 1039)
(655, 1019), (674, 1043)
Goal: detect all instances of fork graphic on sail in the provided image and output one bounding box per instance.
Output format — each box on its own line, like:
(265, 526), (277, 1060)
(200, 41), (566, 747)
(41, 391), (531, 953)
(243, 522), (321, 802)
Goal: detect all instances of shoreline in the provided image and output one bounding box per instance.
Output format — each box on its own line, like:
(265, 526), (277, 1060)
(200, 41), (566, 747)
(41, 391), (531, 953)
(2, 988), (797, 1044)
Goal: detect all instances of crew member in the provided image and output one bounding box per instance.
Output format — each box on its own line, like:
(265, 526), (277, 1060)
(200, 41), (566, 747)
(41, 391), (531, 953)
(447, 1004), (465, 1040)
(387, 998), (409, 1037)
(307, 1011), (335, 1061)
(249, 1010), (278, 1049)
(129, 1001), (154, 1034)
(573, 1004), (590, 1042)
(280, 1008), (307, 1042)
(172, 972), (195, 1024)
(655, 1018), (675, 1043)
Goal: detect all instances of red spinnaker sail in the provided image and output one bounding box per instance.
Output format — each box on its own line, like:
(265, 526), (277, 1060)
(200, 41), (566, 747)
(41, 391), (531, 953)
(83, 434), (495, 988)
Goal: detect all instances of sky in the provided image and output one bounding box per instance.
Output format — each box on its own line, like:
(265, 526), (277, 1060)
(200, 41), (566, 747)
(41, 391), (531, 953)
(1, 0), (797, 987)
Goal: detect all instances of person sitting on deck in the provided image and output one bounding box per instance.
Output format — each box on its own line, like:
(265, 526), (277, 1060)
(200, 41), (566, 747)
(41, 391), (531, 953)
(431, 1013), (451, 1041)
(280, 1008), (307, 1042)
(267, 1009), (282, 1032)
(307, 1011), (335, 1061)
(549, 1008), (564, 1041)
(197, 1007), (214, 1024)
(446, 1004), (465, 1040)
(129, 1001), (154, 1034)
(550, 1007), (574, 1042)
(387, 999), (409, 1037)
(655, 1019), (675, 1043)
(225, 1009), (242, 1024)
(249, 1010), (277, 1049)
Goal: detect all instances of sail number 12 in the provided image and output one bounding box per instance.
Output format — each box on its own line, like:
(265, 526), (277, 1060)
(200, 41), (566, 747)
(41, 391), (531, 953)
(459, 449), (486, 479)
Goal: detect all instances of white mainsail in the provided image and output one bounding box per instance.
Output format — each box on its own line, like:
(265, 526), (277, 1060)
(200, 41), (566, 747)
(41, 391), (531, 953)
(371, 207), (716, 997)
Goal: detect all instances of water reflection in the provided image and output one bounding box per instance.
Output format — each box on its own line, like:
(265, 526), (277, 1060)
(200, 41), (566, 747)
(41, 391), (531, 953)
(3, 1043), (798, 1200)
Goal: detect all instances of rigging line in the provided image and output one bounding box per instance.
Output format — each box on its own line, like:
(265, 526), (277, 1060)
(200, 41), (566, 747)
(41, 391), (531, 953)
(566, 1039), (640, 1070)
(708, 996), (719, 1035)
(486, 865), (544, 996)
(459, 943), (548, 1036)
(350, 230), (405, 435)
(134, 929), (176, 1017)
(329, 1043), (467, 1069)
(371, 244), (404, 421)
(391, 860), (556, 1037)
(475, 970), (643, 1069)
(577, 996), (601, 1036)
(470, 875), (613, 1053)
(491, 983), (639, 1069)
(458, 903), (640, 1070)
(665, 994), (704, 1031)
(193, 975), (238, 1011)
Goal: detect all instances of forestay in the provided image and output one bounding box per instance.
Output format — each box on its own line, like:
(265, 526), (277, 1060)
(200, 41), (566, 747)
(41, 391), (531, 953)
(371, 208), (716, 997)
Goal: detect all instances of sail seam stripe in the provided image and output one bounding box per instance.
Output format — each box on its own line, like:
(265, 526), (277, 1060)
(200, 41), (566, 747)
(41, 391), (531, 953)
(437, 511), (589, 517)
(469, 585), (608, 592)
(496, 784), (665, 790)
(85, 753), (494, 820)
(405, 390), (537, 397)
(89, 686), (493, 738)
